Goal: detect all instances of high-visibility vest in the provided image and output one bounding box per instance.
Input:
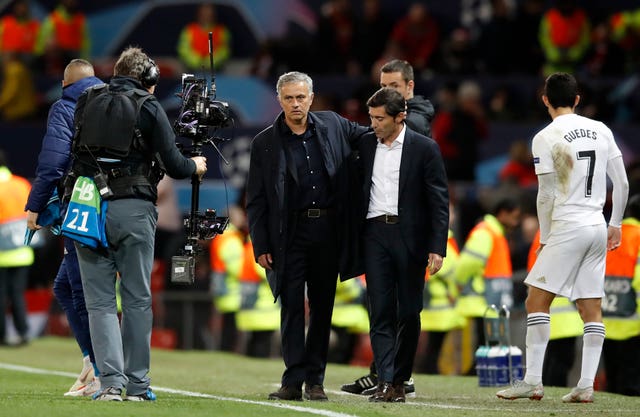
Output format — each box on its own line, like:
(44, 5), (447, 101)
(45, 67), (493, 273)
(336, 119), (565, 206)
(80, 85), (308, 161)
(236, 238), (279, 332)
(545, 8), (588, 48)
(422, 231), (465, 331)
(186, 23), (227, 58)
(0, 16), (39, 53)
(456, 215), (512, 317)
(178, 23), (230, 70)
(332, 275), (369, 334)
(239, 239), (261, 284)
(603, 219), (640, 340)
(50, 9), (85, 51)
(209, 227), (242, 313)
(0, 167), (34, 266)
(528, 229), (583, 340)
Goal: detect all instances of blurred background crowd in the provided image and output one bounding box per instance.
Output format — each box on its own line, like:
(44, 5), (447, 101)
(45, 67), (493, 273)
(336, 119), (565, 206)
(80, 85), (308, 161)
(2, 0), (640, 393)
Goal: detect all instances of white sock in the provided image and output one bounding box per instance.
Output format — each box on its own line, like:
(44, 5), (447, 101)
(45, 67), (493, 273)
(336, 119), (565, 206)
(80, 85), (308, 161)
(577, 322), (605, 389)
(523, 313), (550, 386)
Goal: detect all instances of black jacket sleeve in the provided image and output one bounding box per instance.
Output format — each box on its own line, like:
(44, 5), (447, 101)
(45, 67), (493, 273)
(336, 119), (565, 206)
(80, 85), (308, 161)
(144, 100), (195, 179)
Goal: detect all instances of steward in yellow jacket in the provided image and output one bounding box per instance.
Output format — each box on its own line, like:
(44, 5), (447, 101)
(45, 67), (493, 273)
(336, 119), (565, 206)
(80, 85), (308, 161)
(418, 229), (464, 374)
(601, 196), (640, 396)
(454, 198), (520, 366)
(236, 238), (280, 358)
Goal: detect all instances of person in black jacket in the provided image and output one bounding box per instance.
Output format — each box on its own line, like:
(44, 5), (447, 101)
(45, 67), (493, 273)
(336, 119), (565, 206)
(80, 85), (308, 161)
(380, 59), (434, 137)
(360, 88), (448, 403)
(246, 71), (368, 401)
(341, 58), (434, 396)
(71, 47), (207, 402)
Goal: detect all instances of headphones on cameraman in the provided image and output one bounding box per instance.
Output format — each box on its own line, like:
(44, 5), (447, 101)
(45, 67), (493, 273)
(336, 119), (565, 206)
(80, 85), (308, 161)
(140, 57), (160, 88)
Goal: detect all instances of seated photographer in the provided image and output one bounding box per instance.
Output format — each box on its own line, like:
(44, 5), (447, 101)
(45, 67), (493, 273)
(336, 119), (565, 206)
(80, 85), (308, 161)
(69, 46), (207, 402)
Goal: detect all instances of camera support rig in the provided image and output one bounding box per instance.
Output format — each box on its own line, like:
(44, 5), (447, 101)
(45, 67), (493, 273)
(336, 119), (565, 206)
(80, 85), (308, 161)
(171, 32), (231, 284)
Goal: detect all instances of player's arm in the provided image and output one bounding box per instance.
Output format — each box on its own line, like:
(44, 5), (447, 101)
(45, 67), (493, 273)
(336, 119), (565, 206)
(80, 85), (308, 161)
(536, 172), (555, 245)
(607, 155), (629, 228)
(606, 155), (629, 250)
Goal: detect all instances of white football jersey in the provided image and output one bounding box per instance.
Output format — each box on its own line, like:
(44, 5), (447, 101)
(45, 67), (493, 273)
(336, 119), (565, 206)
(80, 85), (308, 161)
(532, 113), (622, 225)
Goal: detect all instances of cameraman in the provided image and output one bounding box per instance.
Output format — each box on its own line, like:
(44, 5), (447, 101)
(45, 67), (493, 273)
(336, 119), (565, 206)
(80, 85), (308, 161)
(71, 47), (206, 401)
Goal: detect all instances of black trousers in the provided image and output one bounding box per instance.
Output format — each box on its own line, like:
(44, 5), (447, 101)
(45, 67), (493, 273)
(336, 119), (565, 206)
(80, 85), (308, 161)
(279, 215), (338, 388)
(363, 220), (426, 383)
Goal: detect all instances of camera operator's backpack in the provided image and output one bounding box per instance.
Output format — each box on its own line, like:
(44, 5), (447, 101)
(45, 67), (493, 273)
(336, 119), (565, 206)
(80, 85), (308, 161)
(73, 84), (154, 157)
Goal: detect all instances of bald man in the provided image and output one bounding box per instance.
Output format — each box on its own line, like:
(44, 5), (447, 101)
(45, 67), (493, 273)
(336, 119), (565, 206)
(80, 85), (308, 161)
(25, 59), (104, 397)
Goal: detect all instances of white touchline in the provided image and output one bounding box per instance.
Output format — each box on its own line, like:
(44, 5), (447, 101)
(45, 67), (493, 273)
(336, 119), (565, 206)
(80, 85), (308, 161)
(0, 363), (359, 417)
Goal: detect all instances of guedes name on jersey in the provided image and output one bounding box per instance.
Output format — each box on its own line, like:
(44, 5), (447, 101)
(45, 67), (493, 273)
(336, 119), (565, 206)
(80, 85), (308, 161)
(564, 128), (597, 142)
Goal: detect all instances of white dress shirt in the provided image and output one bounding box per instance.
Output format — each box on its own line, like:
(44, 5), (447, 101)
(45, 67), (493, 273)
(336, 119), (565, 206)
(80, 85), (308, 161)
(367, 124), (406, 219)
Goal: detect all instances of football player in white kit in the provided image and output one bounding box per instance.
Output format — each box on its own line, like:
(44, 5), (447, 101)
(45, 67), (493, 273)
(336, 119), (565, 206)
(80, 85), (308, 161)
(497, 73), (629, 403)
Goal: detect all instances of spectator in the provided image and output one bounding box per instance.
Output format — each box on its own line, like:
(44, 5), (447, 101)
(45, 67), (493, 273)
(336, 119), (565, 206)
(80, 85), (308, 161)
(0, 149), (33, 346)
(314, 0), (357, 74)
(353, 0), (393, 75)
(538, 0), (591, 76)
(431, 80), (488, 183)
(512, 0), (545, 74)
(35, 0), (90, 76)
(385, 3), (440, 73)
(177, 4), (231, 72)
(435, 27), (477, 75)
(0, 51), (37, 121)
(609, 7), (640, 74)
(475, 0), (517, 74)
(0, 0), (40, 64)
(499, 140), (537, 188)
(582, 19), (626, 77)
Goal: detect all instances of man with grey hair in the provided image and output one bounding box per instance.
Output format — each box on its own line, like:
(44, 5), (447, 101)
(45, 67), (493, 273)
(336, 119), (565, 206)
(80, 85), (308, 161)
(69, 46), (207, 401)
(247, 71), (368, 401)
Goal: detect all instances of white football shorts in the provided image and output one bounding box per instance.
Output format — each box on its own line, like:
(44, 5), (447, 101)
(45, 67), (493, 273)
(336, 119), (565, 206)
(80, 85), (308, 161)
(525, 223), (607, 301)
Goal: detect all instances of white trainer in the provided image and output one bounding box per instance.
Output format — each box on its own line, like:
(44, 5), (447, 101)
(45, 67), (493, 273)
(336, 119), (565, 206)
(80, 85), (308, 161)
(562, 386), (594, 403)
(496, 380), (544, 400)
(65, 377), (101, 397)
(64, 356), (94, 396)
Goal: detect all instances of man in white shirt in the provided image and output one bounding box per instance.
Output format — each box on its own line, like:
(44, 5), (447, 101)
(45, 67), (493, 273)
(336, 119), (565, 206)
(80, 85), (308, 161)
(358, 87), (449, 403)
(497, 72), (629, 403)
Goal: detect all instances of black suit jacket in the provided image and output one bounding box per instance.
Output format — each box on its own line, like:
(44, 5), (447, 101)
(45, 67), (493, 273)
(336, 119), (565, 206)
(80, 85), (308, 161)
(246, 111), (369, 299)
(358, 126), (449, 260)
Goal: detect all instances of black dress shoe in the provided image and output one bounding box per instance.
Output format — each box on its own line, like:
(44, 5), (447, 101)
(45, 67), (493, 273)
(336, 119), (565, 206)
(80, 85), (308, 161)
(268, 385), (302, 401)
(304, 384), (328, 401)
(391, 383), (406, 402)
(368, 382), (393, 402)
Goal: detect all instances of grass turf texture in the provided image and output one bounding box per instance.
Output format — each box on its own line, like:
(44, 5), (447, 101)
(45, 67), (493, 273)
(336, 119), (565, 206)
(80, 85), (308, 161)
(0, 336), (636, 417)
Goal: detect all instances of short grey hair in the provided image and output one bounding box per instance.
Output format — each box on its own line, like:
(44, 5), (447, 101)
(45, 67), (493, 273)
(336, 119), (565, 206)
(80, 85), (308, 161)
(276, 71), (313, 96)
